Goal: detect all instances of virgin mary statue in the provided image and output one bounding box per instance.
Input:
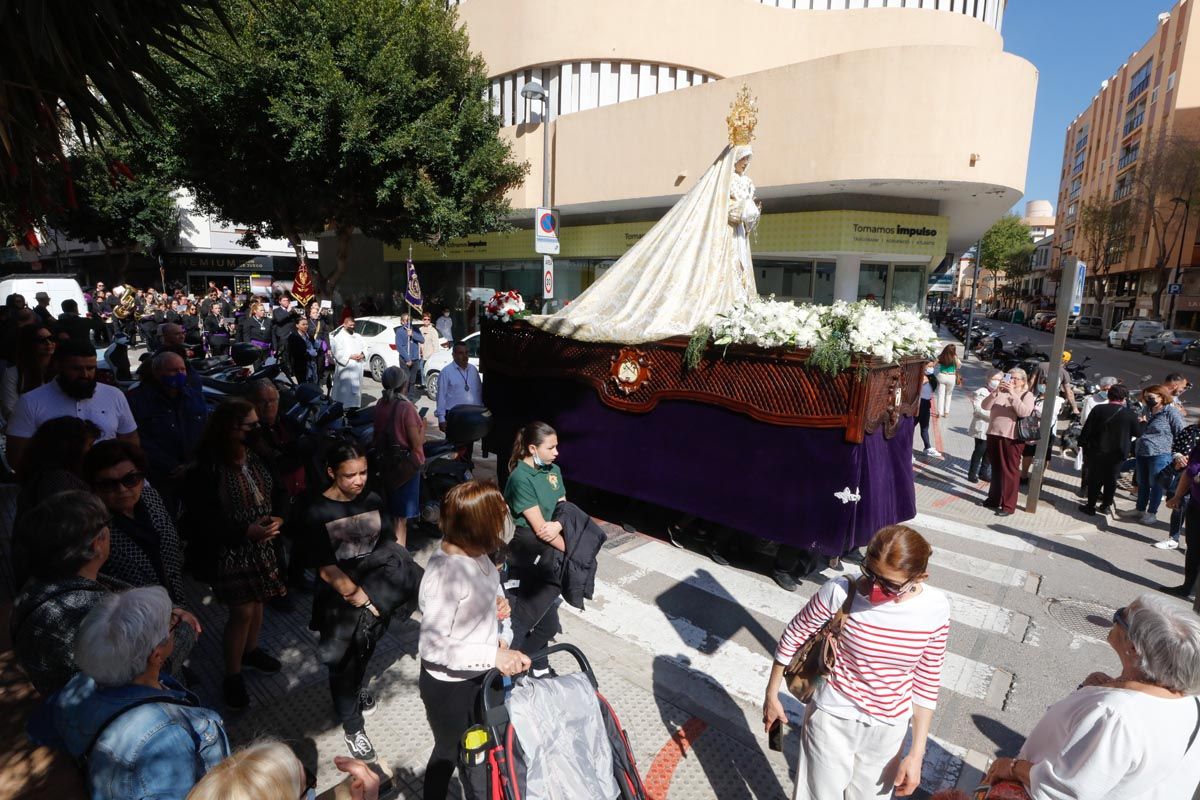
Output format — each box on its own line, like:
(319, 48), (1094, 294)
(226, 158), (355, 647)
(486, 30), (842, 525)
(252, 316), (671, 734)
(530, 87), (761, 344)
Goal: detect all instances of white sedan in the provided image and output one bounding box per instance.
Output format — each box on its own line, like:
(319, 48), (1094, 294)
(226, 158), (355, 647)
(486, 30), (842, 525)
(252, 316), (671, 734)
(423, 331), (480, 400)
(354, 315), (441, 383)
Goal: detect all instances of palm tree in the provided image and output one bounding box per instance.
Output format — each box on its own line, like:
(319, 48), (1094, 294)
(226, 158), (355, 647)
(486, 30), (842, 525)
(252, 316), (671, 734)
(1, 0), (229, 242)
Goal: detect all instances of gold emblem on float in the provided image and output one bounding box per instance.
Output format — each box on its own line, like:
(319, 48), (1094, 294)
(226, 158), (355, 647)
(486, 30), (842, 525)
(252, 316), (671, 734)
(609, 348), (651, 395)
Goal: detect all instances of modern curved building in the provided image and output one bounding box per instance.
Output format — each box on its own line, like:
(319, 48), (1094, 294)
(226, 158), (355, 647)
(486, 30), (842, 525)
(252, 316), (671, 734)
(341, 0), (1037, 323)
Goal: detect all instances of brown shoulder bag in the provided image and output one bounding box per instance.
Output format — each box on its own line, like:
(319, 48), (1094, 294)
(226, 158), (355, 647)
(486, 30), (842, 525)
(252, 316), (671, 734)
(783, 577), (857, 702)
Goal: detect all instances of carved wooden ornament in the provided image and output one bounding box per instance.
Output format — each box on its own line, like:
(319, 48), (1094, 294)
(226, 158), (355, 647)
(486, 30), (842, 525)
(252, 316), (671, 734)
(610, 348), (651, 395)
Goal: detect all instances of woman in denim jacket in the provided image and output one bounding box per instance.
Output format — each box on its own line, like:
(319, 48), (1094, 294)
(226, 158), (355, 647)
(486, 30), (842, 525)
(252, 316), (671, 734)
(30, 587), (229, 800)
(1133, 384), (1184, 525)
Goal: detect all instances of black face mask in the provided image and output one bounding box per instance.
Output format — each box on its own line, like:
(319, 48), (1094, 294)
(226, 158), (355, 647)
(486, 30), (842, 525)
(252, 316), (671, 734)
(59, 375), (97, 399)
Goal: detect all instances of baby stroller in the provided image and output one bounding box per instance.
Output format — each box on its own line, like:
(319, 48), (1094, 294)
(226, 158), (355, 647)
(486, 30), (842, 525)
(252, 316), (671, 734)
(460, 644), (648, 800)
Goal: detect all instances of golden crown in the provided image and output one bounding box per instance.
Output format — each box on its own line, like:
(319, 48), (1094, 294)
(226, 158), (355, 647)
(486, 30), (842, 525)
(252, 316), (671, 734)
(726, 85), (758, 146)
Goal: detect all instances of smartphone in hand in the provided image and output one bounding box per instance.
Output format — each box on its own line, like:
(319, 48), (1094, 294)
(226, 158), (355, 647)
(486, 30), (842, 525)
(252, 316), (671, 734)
(768, 720), (784, 752)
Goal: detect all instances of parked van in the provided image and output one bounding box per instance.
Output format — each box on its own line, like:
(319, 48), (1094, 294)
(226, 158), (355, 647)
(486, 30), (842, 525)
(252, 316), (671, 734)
(1107, 318), (1165, 350)
(1067, 315), (1104, 339)
(0, 274), (87, 318)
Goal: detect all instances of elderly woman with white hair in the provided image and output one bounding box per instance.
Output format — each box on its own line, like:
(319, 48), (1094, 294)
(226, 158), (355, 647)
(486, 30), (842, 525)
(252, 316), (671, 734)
(187, 740), (379, 800)
(984, 594), (1200, 798)
(29, 585), (230, 800)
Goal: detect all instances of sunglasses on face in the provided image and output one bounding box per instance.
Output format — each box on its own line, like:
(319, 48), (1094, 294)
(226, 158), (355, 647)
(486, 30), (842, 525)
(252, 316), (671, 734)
(94, 471), (145, 493)
(1112, 606), (1129, 630)
(861, 564), (911, 596)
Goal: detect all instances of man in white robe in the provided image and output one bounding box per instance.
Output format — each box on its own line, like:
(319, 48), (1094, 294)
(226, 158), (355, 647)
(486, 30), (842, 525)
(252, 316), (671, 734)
(331, 318), (366, 410)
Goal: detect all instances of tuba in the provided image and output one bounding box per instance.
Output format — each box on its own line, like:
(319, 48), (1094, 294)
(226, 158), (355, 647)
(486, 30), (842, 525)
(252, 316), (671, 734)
(112, 285), (138, 319)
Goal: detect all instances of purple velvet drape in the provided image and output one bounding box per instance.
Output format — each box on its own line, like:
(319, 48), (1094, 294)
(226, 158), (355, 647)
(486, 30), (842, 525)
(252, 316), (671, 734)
(484, 372), (916, 556)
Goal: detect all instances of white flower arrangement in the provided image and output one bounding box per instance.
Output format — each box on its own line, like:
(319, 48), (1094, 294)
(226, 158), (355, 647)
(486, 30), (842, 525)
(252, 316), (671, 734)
(484, 290), (527, 322)
(704, 297), (937, 374)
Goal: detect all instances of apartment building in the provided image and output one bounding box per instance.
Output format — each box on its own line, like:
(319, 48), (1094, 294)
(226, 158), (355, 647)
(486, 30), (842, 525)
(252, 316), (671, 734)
(1056, 0), (1200, 329)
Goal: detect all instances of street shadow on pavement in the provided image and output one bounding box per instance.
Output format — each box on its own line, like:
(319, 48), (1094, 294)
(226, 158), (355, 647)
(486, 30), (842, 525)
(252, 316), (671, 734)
(654, 569), (778, 655)
(652, 655), (787, 800)
(993, 525), (1164, 591)
(969, 713), (1025, 756)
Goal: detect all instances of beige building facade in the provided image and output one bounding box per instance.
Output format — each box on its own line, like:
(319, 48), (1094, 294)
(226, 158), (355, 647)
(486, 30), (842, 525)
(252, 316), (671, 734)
(1056, 0), (1200, 330)
(327, 0), (1037, 324)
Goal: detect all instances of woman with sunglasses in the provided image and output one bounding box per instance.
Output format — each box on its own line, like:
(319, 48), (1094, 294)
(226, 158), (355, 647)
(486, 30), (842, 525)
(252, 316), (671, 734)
(983, 594), (1200, 798)
(83, 440), (189, 607)
(981, 367), (1036, 517)
(0, 324), (56, 419)
(764, 525), (950, 800)
(183, 398), (287, 710)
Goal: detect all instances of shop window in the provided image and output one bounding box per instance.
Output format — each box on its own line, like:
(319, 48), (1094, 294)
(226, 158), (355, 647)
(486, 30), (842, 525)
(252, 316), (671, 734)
(892, 265), (925, 309)
(814, 262), (835, 305)
(858, 263), (889, 302)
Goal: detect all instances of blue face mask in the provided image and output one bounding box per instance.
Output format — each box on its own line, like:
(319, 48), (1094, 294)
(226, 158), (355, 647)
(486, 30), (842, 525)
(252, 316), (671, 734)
(162, 373), (188, 390)
(532, 452), (547, 468)
(1035, 384), (1046, 395)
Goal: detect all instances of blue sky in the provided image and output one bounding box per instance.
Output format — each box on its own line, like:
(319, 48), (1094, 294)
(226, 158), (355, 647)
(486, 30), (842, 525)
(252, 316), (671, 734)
(1004, 0), (1174, 212)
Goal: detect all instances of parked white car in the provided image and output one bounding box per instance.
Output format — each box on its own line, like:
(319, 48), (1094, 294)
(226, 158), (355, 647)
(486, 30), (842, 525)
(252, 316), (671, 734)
(347, 316), (406, 382)
(1107, 318), (1165, 350)
(0, 274), (86, 317)
(423, 331), (480, 401)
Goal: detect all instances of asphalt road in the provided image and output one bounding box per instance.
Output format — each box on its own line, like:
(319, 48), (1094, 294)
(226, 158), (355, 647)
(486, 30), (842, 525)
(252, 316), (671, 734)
(965, 319), (1200, 409)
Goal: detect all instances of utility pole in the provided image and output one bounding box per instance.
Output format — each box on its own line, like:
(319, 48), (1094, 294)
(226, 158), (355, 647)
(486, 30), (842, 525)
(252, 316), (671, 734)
(964, 243), (981, 360)
(1027, 257), (1080, 514)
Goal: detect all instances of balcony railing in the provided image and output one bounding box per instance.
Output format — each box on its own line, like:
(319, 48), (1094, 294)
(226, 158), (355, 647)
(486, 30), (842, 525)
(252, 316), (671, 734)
(1117, 148), (1140, 171)
(1128, 76), (1151, 104)
(1072, 160), (1085, 176)
(1123, 112), (1145, 136)
(1069, 185), (1082, 199)
(1114, 183), (1135, 201)
(1075, 134), (1089, 153)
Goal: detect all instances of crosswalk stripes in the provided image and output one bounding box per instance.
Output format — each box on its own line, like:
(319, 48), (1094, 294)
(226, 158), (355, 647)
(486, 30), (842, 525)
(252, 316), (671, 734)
(558, 512), (1035, 795)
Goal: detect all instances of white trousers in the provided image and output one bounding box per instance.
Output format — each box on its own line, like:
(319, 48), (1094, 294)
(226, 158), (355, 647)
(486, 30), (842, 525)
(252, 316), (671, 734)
(792, 705), (908, 800)
(934, 372), (956, 415)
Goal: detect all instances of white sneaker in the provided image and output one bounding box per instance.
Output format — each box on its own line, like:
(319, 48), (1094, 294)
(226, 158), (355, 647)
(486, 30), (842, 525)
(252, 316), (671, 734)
(925, 448), (941, 458)
(1140, 512), (1158, 525)
(1154, 538), (1181, 550)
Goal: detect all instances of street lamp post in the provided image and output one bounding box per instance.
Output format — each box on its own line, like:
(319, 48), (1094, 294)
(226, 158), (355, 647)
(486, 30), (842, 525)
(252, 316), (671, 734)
(520, 81), (551, 208)
(1167, 196), (1191, 327)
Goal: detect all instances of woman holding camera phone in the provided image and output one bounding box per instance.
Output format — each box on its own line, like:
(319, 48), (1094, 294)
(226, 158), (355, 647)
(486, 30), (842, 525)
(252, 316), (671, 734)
(185, 398), (288, 710)
(981, 368), (1036, 517)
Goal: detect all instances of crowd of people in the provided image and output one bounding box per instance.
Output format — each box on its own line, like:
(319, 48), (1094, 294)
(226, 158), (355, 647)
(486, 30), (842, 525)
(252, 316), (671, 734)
(2, 286), (1199, 800)
(0, 279), (597, 799)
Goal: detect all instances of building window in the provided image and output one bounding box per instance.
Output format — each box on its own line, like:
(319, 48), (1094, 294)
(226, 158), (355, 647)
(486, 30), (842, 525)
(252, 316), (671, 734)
(1069, 177), (1082, 198)
(1124, 101), (1146, 136)
(1128, 59), (1153, 104)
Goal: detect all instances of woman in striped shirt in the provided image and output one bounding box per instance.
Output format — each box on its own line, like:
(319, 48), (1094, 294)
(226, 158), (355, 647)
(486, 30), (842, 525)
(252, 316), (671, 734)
(764, 525), (951, 800)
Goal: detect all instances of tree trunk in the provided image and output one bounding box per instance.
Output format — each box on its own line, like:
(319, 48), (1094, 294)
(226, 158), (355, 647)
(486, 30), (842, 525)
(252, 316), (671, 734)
(1151, 259), (1168, 321)
(326, 224), (354, 290)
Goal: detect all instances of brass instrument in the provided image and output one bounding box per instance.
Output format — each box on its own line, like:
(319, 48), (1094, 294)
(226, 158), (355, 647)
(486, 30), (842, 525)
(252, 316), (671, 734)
(112, 285), (138, 320)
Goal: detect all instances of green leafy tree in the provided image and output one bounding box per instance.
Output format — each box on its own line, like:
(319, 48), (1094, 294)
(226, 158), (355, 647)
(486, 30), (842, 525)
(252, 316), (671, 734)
(978, 214), (1035, 308)
(155, 0), (528, 288)
(43, 132), (179, 282)
(0, 0), (228, 239)
(1075, 194), (1130, 316)
(1130, 135), (1200, 317)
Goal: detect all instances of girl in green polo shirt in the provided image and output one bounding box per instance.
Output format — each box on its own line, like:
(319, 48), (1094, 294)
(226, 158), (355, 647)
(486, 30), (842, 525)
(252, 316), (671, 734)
(503, 421), (567, 675)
